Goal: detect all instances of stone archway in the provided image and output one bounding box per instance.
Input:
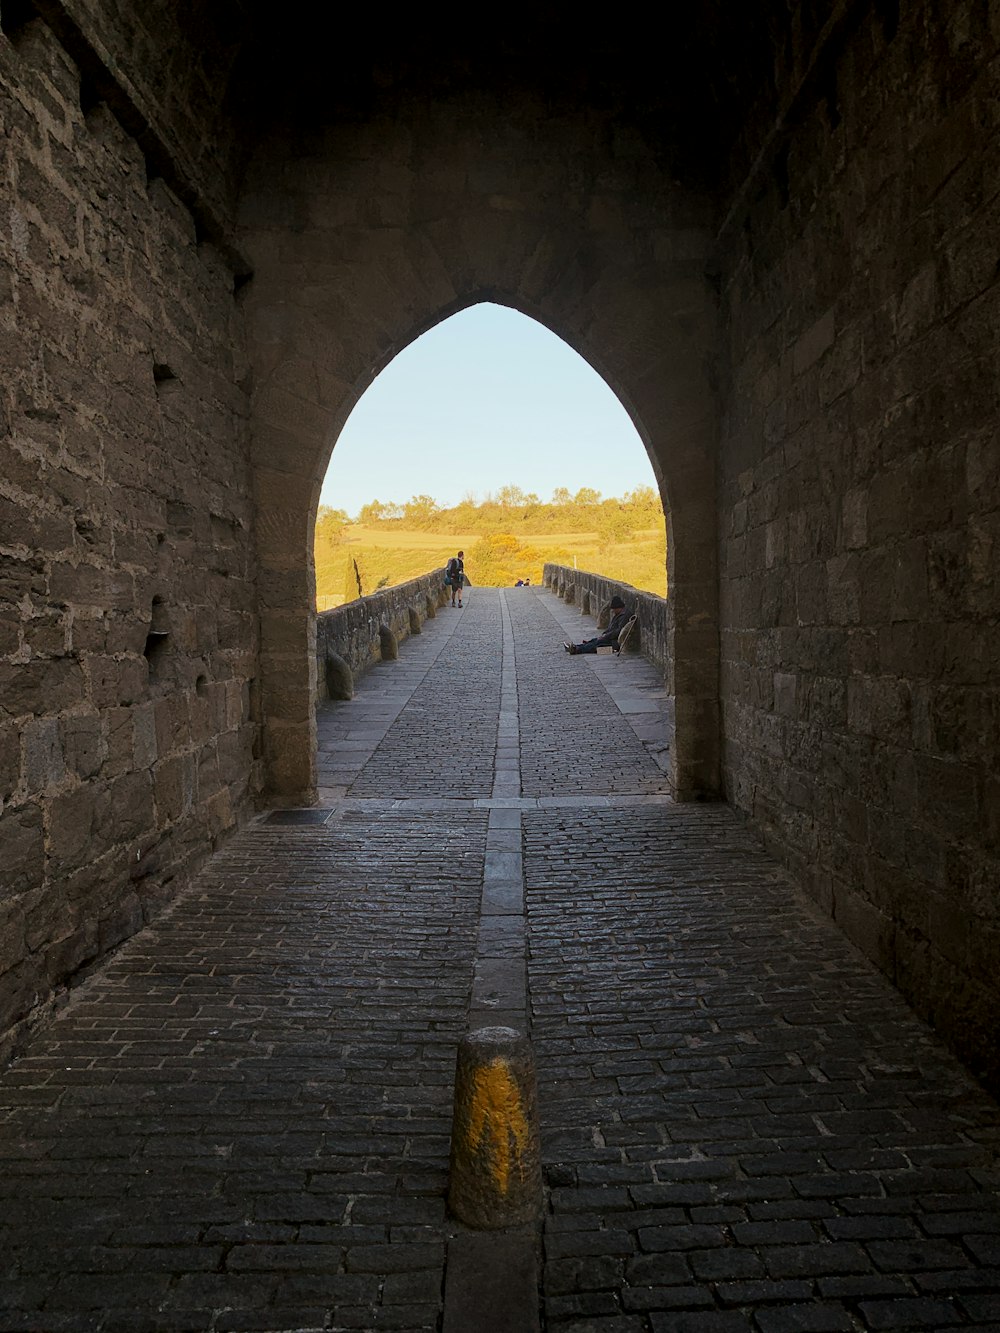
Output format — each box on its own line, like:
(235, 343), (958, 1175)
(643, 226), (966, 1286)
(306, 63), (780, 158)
(239, 93), (719, 805)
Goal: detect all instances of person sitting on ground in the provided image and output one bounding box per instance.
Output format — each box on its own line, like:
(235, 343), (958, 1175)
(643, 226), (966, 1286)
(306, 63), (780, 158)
(564, 595), (632, 654)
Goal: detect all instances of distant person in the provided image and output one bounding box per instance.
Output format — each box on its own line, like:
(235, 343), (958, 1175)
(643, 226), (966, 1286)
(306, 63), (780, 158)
(564, 595), (632, 654)
(446, 550), (466, 607)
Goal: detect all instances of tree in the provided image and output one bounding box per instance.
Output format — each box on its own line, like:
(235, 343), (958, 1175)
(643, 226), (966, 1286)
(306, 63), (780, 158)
(496, 484), (527, 509)
(403, 494), (439, 526)
(623, 485), (662, 521)
(551, 487), (572, 506)
(315, 505), (348, 548)
(598, 509), (636, 542)
(344, 555), (365, 601)
(574, 486), (602, 506)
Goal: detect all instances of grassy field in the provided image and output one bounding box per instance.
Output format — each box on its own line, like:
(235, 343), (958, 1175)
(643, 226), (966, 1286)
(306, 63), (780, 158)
(317, 524), (667, 609)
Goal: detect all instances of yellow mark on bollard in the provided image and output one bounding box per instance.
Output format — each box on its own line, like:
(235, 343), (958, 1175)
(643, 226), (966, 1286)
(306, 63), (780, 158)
(466, 1057), (530, 1195)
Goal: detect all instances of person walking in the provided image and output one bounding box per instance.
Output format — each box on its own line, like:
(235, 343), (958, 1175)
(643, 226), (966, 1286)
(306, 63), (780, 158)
(446, 550), (466, 607)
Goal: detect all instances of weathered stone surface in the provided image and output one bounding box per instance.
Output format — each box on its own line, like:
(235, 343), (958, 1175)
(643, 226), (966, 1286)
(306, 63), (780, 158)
(448, 1027), (542, 1229)
(717, 0), (1000, 1086)
(0, 11), (255, 1048)
(378, 622), (398, 661)
(324, 649), (353, 701)
(315, 571), (448, 698)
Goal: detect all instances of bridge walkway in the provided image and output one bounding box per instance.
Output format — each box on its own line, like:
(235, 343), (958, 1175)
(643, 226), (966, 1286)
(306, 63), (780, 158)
(1, 588), (998, 1331)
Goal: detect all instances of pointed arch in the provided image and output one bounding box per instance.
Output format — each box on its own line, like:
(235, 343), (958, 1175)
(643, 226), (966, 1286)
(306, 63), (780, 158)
(240, 102), (720, 803)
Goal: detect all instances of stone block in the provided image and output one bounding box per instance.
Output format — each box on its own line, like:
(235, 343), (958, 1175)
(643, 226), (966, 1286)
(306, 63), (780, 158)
(44, 918), (99, 985)
(21, 717), (64, 793)
(60, 713), (104, 781)
(443, 1233), (539, 1333)
(833, 884), (895, 975)
(98, 892), (144, 953)
(47, 784), (96, 873)
(154, 694), (190, 756)
(0, 659), (86, 718)
(0, 553), (46, 602)
(0, 897), (28, 976)
(773, 673), (797, 718)
(153, 755), (191, 823)
(846, 676), (911, 744)
(48, 561), (134, 610)
(0, 958), (44, 1036)
(0, 804), (44, 895)
(98, 772), (155, 846)
(88, 654), (148, 709)
(915, 754), (978, 841)
(0, 722), (19, 801)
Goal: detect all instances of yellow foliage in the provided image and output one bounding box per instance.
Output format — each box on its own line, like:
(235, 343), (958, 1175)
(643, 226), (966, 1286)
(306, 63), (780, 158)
(314, 492), (668, 605)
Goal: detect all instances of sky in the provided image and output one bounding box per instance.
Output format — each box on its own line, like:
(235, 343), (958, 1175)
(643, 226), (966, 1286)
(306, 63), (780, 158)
(319, 302), (656, 516)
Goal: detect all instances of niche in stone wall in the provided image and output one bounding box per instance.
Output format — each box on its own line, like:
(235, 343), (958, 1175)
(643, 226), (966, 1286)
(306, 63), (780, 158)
(143, 596), (170, 683)
(153, 362), (180, 398)
(0, 0), (39, 40)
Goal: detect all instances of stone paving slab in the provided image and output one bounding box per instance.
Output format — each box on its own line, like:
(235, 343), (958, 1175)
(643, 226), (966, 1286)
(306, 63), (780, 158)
(0, 588), (998, 1331)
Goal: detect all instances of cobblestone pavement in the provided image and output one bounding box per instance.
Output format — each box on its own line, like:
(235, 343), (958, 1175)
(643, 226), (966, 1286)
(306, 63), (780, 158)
(525, 808), (1000, 1332)
(1, 589), (998, 1332)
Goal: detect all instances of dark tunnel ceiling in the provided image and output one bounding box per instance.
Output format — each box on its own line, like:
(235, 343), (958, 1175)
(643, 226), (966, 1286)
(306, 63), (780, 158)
(218, 0), (813, 189)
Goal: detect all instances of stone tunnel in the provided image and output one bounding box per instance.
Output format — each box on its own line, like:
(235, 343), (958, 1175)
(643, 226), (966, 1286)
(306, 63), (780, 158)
(0, 1), (998, 1322)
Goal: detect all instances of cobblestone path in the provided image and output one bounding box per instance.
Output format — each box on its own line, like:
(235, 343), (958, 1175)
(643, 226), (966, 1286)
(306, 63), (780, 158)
(1, 589), (998, 1332)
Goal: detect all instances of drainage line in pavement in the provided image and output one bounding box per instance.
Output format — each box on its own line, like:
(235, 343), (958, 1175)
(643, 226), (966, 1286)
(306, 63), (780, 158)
(443, 589), (541, 1333)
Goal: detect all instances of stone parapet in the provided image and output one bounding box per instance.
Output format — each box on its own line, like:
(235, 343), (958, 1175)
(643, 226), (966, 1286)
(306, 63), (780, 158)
(542, 565), (673, 694)
(316, 571), (448, 699)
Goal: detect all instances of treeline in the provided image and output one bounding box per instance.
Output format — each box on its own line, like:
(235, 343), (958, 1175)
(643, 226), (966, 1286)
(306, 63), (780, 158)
(317, 485), (664, 543)
(314, 486), (667, 606)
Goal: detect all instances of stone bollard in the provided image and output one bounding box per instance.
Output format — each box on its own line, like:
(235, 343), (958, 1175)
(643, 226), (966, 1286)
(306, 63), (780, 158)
(379, 622), (398, 660)
(325, 650), (353, 700)
(581, 590), (591, 616)
(408, 607), (422, 634)
(448, 1027), (542, 1229)
(564, 583), (575, 605)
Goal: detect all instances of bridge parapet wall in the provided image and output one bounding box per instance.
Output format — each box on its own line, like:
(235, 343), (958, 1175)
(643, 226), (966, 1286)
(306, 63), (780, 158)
(316, 571), (448, 699)
(542, 565), (673, 692)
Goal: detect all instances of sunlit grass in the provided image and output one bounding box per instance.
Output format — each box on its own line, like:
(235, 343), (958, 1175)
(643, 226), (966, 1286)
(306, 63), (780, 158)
(317, 524), (666, 610)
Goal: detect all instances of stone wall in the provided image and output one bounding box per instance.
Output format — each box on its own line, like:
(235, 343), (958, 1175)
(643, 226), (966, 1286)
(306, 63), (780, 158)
(28, 0), (247, 236)
(0, 15), (255, 1060)
(717, 0), (1000, 1086)
(316, 572), (449, 699)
